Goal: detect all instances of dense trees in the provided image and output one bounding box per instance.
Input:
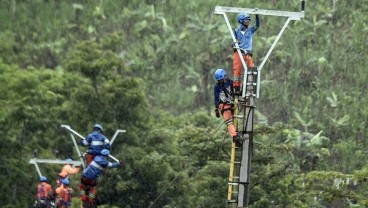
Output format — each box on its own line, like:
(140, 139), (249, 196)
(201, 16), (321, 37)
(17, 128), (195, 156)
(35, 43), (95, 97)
(0, 0), (368, 207)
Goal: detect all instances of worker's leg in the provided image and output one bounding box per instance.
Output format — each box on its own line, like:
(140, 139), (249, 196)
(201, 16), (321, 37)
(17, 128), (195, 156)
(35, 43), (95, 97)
(220, 104), (237, 138)
(233, 52), (242, 93)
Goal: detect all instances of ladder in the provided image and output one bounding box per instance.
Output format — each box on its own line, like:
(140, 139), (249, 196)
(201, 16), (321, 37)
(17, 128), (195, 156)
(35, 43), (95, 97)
(226, 69), (257, 207)
(214, 1), (306, 207)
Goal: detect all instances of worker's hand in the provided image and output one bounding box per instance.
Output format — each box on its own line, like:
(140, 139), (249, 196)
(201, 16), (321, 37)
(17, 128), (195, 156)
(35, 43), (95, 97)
(119, 160), (126, 167)
(215, 108), (220, 118)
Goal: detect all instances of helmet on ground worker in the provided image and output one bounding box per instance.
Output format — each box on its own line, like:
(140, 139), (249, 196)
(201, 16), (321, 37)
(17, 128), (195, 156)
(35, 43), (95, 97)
(61, 178), (70, 186)
(39, 176), (47, 182)
(215, 69), (226, 81)
(238, 13), (251, 23)
(65, 158), (73, 164)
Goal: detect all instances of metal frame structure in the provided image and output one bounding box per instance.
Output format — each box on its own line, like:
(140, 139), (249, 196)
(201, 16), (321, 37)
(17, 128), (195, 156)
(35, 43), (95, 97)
(29, 158), (83, 178)
(214, 2), (305, 98)
(29, 125), (126, 178)
(214, 1), (305, 207)
(60, 124), (126, 164)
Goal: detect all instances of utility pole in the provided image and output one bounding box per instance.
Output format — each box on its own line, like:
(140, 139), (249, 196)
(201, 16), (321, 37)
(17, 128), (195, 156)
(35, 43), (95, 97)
(214, 1), (305, 207)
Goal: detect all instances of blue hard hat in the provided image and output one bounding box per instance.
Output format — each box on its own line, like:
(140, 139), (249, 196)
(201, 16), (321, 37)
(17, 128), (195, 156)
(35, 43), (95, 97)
(94, 124), (103, 131)
(40, 176), (47, 182)
(238, 13), (251, 23)
(101, 149), (110, 156)
(65, 158), (73, 163)
(61, 178), (70, 185)
(214, 69), (227, 81)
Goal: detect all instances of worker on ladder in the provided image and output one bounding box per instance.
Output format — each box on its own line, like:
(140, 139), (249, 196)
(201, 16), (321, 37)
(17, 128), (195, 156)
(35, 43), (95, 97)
(233, 13), (260, 95)
(214, 68), (243, 146)
(80, 124), (111, 166)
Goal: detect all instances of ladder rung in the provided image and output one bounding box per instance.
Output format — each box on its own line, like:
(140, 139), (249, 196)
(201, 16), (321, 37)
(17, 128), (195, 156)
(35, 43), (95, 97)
(228, 182), (239, 186)
(227, 200), (237, 203)
(246, 71), (258, 75)
(245, 93), (257, 97)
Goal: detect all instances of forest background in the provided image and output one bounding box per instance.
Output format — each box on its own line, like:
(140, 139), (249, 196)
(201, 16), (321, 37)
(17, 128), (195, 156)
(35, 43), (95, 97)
(1, 0), (368, 207)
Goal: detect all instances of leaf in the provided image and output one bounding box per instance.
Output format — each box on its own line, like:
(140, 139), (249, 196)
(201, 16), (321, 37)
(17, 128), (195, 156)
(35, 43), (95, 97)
(332, 115), (350, 126)
(326, 92), (338, 107)
(72, 3), (84, 10)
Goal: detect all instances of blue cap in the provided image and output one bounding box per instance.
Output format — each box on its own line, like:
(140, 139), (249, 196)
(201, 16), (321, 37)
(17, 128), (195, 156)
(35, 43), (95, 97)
(61, 178), (70, 185)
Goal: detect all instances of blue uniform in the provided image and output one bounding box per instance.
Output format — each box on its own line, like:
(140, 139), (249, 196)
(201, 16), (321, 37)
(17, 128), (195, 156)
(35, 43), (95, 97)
(214, 79), (234, 108)
(83, 155), (120, 179)
(234, 15), (260, 52)
(81, 131), (110, 155)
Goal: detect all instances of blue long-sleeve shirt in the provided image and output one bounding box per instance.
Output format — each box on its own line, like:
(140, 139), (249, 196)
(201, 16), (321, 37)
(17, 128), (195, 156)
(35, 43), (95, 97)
(82, 155), (120, 179)
(214, 79), (234, 108)
(81, 131), (111, 155)
(234, 15), (260, 51)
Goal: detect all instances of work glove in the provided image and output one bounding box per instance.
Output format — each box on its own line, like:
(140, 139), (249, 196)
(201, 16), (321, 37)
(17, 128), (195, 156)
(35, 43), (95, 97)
(111, 162), (121, 168)
(215, 108), (220, 118)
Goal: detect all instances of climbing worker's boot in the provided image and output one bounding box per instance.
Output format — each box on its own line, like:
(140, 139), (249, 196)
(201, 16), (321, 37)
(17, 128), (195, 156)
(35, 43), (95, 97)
(232, 134), (244, 147)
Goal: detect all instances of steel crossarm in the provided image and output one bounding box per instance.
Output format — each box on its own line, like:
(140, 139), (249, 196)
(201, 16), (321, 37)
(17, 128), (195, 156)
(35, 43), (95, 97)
(214, 2), (305, 98)
(214, 6), (304, 19)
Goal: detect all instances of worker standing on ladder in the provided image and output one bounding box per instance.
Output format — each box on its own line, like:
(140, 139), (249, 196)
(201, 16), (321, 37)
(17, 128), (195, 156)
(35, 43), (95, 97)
(214, 68), (243, 146)
(233, 13), (260, 95)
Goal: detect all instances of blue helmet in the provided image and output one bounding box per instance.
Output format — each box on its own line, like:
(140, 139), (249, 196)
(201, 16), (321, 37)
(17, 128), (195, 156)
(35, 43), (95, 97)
(215, 69), (226, 81)
(65, 158), (73, 163)
(39, 176), (47, 182)
(101, 149), (110, 156)
(238, 13), (251, 23)
(61, 178), (70, 185)
(94, 124), (103, 131)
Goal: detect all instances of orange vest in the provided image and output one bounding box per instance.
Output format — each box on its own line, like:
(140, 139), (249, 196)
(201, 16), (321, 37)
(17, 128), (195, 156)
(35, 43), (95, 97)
(37, 182), (52, 199)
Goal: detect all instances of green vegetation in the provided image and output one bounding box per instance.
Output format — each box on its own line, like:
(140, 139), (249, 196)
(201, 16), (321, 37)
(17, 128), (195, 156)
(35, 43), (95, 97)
(0, 0), (368, 207)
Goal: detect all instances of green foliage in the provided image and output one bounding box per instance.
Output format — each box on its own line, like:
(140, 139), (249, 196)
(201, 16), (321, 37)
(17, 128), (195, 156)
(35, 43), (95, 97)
(1, 0), (368, 207)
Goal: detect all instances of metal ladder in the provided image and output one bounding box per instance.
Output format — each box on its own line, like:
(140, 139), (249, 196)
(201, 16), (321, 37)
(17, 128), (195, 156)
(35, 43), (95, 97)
(226, 68), (257, 207)
(214, 2), (305, 207)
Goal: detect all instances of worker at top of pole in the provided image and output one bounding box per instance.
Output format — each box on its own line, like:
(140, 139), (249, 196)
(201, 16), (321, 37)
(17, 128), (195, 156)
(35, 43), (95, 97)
(233, 13), (260, 95)
(80, 124), (111, 165)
